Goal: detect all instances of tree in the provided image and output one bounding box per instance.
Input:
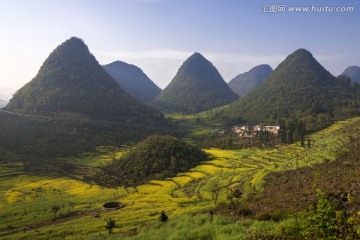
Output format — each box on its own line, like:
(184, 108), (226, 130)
(204, 177), (222, 207)
(51, 205), (61, 218)
(105, 218), (116, 234)
(304, 189), (338, 239)
(159, 211), (168, 222)
(227, 188), (242, 205)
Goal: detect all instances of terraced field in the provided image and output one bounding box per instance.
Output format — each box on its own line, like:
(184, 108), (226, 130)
(1, 117), (359, 239)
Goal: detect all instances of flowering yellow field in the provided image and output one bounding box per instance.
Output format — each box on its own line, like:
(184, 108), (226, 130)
(137, 184), (163, 194)
(171, 176), (194, 187)
(192, 164), (224, 175)
(149, 180), (178, 193)
(2, 117), (360, 239)
(184, 171), (206, 179)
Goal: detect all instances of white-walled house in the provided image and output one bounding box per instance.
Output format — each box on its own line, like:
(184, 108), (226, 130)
(233, 124), (280, 137)
(264, 126), (280, 135)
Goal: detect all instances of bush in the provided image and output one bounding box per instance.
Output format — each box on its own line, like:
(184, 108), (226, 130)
(160, 211), (168, 223)
(105, 218), (116, 234)
(277, 189), (360, 240)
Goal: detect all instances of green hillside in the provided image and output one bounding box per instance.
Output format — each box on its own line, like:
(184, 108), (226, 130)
(102, 135), (208, 186)
(224, 49), (360, 131)
(4, 37), (165, 123)
(0, 111), (168, 157)
(103, 61), (161, 102)
(151, 52), (238, 114)
(0, 37), (170, 157)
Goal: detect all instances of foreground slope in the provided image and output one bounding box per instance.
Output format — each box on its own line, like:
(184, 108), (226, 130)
(151, 52), (238, 113)
(228, 64), (273, 97)
(341, 65), (360, 83)
(2, 116), (360, 239)
(103, 61), (161, 102)
(225, 49), (360, 130)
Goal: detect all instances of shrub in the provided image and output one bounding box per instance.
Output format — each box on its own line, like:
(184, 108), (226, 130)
(105, 218), (116, 234)
(160, 211), (168, 223)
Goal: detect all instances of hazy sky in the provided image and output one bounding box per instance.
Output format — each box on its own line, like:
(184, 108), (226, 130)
(0, 0), (359, 100)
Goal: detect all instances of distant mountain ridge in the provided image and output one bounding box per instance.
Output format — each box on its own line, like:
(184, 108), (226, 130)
(228, 64), (273, 97)
(151, 52), (238, 113)
(0, 99), (7, 108)
(103, 61), (161, 102)
(224, 49), (360, 131)
(340, 66), (360, 83)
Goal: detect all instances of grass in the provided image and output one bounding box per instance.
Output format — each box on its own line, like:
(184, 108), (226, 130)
(1, 117), (360, 239)
(110, 213), (279, 240)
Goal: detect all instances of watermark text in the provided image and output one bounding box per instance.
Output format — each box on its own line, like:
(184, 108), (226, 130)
(262, 5), (354, 13)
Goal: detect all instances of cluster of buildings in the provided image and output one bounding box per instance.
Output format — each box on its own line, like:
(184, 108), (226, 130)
(232, 125), (280, 138)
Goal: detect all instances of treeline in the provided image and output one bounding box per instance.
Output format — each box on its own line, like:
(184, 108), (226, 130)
(0, 112), (171, 157)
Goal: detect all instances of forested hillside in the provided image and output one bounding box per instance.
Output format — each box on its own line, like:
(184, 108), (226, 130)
(151, 53), (238, 113)
(224, 49), (360, 131)
(102, 135), (208, 186)
(4, 37), (166, 123)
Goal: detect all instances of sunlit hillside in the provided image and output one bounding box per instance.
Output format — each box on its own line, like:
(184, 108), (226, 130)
(1, 117), (359, 239)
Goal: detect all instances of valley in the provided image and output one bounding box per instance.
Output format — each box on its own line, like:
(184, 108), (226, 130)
(1, 116), (359, 239)
(1, 36), (360, 240)
(2, 1), (359, 239)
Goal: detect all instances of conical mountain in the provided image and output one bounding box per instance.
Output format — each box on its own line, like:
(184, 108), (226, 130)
(151, 52), (238, 113)
(228, 64), (273, 97)
(1, 37), (170, 157)
(340, 66), (360, 83)
(103, 61), (161, 102)
(5, 37), (165, 123)
(226, 49), (360, 130)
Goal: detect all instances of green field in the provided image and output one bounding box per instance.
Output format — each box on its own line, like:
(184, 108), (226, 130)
(1, 117), (360, 239)
(166, 104), (229, 144)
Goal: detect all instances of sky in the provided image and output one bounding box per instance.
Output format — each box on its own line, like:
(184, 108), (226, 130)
(0, 0), (359, 100)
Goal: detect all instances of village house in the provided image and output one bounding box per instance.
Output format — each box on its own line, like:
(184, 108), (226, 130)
(264, 126), (281, 135)
(232, 124), (280, 137)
